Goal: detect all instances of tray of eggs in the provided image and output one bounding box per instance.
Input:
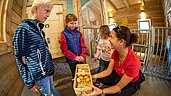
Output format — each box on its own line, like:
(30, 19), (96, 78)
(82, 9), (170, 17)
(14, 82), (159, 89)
(73, 64), (93, 94)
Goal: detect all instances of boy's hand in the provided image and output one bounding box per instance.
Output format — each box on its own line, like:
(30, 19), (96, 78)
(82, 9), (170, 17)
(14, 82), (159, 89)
(75, 56), (85, 62)
(22, 56), (26, 64)
(28, 85), (38, 93)
(75, 56), (80, 61)
(79, 56), (84, 62)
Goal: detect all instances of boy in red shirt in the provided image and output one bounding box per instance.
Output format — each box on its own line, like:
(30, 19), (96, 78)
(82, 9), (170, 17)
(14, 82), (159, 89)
(60, 14), (86, 78)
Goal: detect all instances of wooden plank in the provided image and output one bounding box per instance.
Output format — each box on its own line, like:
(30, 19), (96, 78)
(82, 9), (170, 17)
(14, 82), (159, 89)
(86, 7), (90, 25)
(141, 0), (145, 6)
(22, 0), (27, 20)
(87, 5), (101, 15)
(81, 0), (94, 10)
(11, 10), (21, 25)
(0, 65), (20, 96)
(0, 0), (14, 55)
(77, 0), (83, 25)
(6, 0), (14, 16)
(7, 77), (24, 96)
(123, 0), (129, 8)
(0, 43), (8, 55)
(77, 0), (83, 32)
(72, 0), (83, 32)
(6, 14), (13, 53)
(113, 1), (165, 29)
(61, 1), (67, 27)
(107, 0), (117, 12)
(12, 0), (22, 16)
(0, 0), (5, 38)
(73, 0), (78, 17)
(0, 53), (16, 75)
(11, 22), (18, 36)
(100, 0), (104, 24)
(15, 0), (23, 7)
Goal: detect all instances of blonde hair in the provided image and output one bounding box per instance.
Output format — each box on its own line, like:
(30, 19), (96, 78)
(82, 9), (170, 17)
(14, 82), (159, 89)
(31, 0), (53, 14)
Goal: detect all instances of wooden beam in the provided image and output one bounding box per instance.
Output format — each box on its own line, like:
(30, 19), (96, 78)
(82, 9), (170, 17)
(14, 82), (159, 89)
(77, 0), (83, 26)
(141, 0), (145, 6)
(103, 0), (108, 24)
(123, 0), (129, 8)
(87, 5), (101, 24)
(73, 0), (83, 32)
(73, 0), (78, 17)
(107, 0), (117, 12)
(140, 0), (145, 10)
(22, 0), (27, 20)
(81, 0), (94, 10)
(87, 5), (101, 15)
(100, 0), (104, 24)
(100, 0), (108, 24)
(73, 0), (82, 23)
(157, 0), (161, 4)
(86, 7), (90, 25)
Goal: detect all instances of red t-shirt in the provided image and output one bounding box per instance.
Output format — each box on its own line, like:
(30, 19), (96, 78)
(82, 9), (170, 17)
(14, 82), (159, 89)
(111, 48), (141, 82)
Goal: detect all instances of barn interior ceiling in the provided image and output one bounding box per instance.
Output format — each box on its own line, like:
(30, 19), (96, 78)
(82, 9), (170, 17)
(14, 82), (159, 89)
(82, 0), (163, 15)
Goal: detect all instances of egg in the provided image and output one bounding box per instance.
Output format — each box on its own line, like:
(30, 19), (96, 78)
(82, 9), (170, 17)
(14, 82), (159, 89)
(84, 76), (89, 79)
(82, 72), (86, 76)
(82, 70), (85, 73)
(77, 78), (81, 83)
(79, 76), (83, 79)
(78, 68), (82, 72)
(85, 78), (90, 82)
(77, 73), (82, 76)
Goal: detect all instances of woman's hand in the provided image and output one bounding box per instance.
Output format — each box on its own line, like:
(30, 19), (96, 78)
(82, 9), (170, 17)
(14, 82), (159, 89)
(91, 57), (97, 61)
(82, 85), (102, 96)
(92, 74), (96, 79)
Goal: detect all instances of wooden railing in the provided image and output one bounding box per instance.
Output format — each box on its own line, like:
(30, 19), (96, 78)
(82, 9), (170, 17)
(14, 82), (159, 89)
(83, 26), (171, 79)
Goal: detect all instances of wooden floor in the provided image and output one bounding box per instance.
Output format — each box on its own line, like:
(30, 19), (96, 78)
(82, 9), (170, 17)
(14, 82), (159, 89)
(21, 56), (171, 96)
(55, 73), (171, 96)
(133, 74), (171, 96)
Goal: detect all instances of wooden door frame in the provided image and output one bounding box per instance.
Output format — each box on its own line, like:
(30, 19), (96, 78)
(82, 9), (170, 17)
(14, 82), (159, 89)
(0, 0), (14, 55)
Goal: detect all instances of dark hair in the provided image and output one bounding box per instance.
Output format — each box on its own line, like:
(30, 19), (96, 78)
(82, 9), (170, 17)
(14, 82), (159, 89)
(99, 25), (110, 39)
(113, 26), (138, 47)
(65, 14), (77, 23)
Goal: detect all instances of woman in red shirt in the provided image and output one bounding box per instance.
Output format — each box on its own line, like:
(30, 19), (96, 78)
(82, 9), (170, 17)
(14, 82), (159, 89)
(84, 26), (145, 96)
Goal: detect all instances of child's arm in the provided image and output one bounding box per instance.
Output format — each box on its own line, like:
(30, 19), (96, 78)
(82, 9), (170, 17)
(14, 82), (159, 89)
(94, 39), (102, 60)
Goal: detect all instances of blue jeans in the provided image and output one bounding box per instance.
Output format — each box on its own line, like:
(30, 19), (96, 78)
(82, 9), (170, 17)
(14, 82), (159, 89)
(96, 59), (110, 83)
(37, 76), (61, 96)
(98, 59), (110, 73)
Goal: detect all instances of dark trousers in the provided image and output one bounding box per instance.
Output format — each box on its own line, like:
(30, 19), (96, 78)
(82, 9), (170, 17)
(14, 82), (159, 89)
(98, 70), (144, 96)
(68, 61), (83, 78)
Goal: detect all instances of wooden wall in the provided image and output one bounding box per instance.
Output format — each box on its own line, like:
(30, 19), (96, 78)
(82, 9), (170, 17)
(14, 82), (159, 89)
(0, 0), (24, 95)
(114, 0), (165, 29)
